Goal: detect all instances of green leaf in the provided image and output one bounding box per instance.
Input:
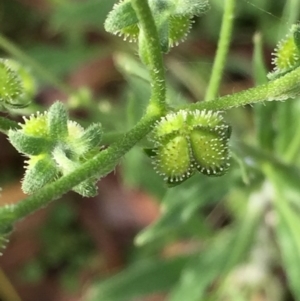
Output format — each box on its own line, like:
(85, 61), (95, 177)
(72, 178), (98, 198)
(22, 157), (58, 194)
(85, 256), (190, 301)
(8, 130), (53, 156)
(136, 173), (233, 247)
(79, 123), (103, 150)
(48, 102), (68, 139)
(104, 0), (138, 35)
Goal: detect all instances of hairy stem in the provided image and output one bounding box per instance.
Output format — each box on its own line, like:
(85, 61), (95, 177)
(182, 66), (300, 111)
(0, 113), (159, 229)
(0, 0), (168, 230)
(131, 0), (167, 113)
(204, 0), (236, 101)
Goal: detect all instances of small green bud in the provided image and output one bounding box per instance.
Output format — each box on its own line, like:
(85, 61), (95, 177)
(148, 109), (231, 185)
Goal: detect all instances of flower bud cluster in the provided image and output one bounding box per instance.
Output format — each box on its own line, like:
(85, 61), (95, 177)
(148, 109), (231, 185)
(8, 102), (103, 197)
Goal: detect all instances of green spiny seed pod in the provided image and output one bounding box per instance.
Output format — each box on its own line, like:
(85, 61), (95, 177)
(189, 126), (230, 175)
(268, 24), (300, 80)
(152, 133), (194, 183)
(0, 59), (24, 110)
(148, 109), (231, 185)
(8, 101), (103, 197)
(5, 59), (36, 106)
(168, 15), (193, 47)
(104, 0), (209, 52)
(21, 112), (48, 136)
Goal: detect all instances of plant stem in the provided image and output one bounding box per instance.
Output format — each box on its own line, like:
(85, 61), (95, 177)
(0, 34), (71, 94)
(131, 0), (167, 113)
(0, 117), (18, 134)
(0, 113), (159, 228)
(204, 0), (236, 101)
(182, 66), (300, 111)
(0, 0), (168, 229)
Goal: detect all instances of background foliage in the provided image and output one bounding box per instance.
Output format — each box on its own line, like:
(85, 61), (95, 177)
(1, 0), (300, 301)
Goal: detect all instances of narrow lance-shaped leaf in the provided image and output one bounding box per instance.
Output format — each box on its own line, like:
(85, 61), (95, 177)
(86, 256), (190, 301)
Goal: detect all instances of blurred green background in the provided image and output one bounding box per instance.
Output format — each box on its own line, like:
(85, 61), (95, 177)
(1, 0), (300, 301)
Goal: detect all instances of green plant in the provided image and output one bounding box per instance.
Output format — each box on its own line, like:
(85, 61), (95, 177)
(1, 0), (300, 300)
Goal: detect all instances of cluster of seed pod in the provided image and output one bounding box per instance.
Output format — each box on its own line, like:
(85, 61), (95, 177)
(8, 102), (103, 197)
(147, 109), (231, 185)
(104, 0), (210, 53)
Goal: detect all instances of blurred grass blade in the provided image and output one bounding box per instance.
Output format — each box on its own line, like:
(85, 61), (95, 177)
(136, 173), (233, 247)
(85, 256), (190, 301)
(168, 191), (265, 301)
(167, 234), (231, 301)
(50, 0), (114, 32)
(279, 0), (300, 37)
(276, 203), (300, 299)
(264, 164), (300, 299)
